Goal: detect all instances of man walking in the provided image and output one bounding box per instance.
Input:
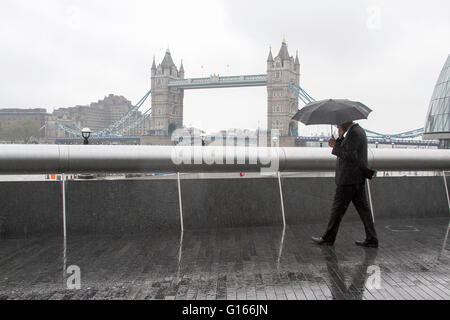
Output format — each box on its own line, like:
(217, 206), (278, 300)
(312, 121), (378, 248)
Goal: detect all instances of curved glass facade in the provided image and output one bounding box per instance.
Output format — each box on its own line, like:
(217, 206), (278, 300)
(424, 54), (450, 148)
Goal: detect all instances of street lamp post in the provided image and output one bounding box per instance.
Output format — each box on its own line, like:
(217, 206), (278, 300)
(80, 128), (94, 180)
(201, 134), (206, 147)
(272, 136), (279, 147)
(82, 128), (91, 145)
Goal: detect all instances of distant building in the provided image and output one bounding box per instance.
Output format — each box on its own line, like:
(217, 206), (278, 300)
(0, 108), (49, 138)
(423, 54), (450, 149)
(48, 94), (149, 139)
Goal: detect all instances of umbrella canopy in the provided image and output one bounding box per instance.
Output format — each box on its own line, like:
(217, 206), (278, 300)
(292, 99), (372, 125)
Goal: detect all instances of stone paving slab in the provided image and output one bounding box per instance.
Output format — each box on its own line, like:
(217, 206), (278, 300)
(0, 217), (448, 300)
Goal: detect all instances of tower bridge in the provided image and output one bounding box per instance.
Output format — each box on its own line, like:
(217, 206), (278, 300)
(150, 39), (300, 137)
(54, 39), (430, 146)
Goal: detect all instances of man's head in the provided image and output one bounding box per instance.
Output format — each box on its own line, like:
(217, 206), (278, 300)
(338, 121), (354, 134)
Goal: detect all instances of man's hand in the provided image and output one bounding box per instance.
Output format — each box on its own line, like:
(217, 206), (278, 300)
(338, 126), (345, 139)
(328, 135), (336, 148)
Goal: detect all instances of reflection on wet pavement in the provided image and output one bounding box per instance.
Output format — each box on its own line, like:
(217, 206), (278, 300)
(320, 246), (378, 300)
(0, 218), (448, 300)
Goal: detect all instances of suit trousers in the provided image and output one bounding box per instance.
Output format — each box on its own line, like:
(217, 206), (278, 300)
(323, 182), (378, 243)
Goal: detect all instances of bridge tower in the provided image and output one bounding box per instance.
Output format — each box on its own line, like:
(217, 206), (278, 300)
(150, 49), (184, 136)
(267, 39), (300, 137)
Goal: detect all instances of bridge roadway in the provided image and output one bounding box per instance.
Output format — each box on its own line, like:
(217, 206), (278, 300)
(168, 74), (268, 89)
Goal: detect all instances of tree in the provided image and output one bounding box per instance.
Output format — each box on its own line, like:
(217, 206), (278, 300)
(2, 118), (41, 143)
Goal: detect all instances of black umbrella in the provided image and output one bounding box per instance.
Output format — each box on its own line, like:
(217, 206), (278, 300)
(292, 99), (372, 125)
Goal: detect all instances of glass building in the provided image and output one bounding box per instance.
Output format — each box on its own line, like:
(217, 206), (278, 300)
(423, 54), (450, 148)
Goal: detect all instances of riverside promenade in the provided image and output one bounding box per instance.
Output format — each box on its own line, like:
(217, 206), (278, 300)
(0, 217), (448, 300)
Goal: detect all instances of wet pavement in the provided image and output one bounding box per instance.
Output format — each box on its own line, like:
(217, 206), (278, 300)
(0, 217), (449, 300)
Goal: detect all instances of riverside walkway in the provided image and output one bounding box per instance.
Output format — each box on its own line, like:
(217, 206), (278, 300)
(0, 217), (448, 300)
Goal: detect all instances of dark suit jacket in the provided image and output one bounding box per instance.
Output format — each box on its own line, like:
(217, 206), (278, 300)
(332, 123), (368, 186)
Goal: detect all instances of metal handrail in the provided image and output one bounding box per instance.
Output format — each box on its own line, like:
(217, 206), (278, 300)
(0, 145), (449, 174)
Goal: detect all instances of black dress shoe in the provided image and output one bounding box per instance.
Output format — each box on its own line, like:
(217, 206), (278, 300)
(355, 240), (378, 248)
(311, 236), (334, 246)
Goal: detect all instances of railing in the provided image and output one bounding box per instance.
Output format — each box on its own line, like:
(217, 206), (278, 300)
(0, 145), (449, 174)
(1, 145), (448, 253)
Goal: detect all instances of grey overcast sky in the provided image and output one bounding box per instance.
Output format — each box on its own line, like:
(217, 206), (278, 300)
(0, 0), (448, 135)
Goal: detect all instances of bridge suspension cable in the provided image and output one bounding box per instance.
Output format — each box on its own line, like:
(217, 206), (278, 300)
(289, 82), (425, 140)
(97, 90), (151, 136)
(112, 107), (152, 136)
(289, 83), (314, 104)
(55, 82), (426, 142)
(54, 121), (85, 137)
(72, 122), (83, 130)
(365, 128), (424, 139)
(55, 90), (152, 138)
